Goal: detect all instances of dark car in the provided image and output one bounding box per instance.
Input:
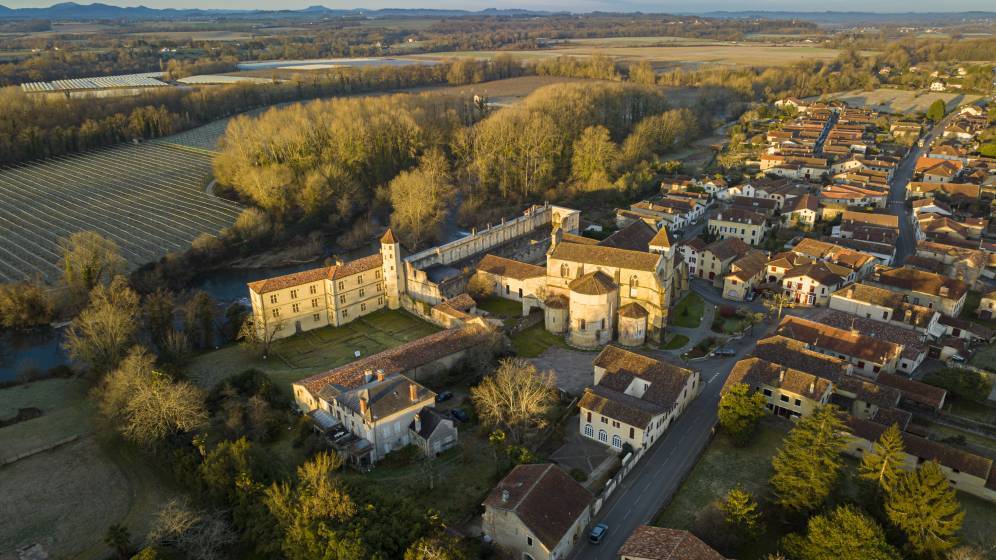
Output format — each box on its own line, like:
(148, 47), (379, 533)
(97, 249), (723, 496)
(436, 391), (454, 403)
(450, 409), (470, 422)
(589, 523), (609, 544)
(713, 347), (736, 357)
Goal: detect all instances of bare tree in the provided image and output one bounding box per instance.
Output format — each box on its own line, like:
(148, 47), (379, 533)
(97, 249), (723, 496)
(59, 231), (126, 297)
(389, 149), (454, 250)
(238, 315), (283, 357)
(63, 275), (139, 374)
(97, 347), (208, 445)
(762, 292), (792, 321)
(148, 499), (236, 560)
(471, 358), (557, 443)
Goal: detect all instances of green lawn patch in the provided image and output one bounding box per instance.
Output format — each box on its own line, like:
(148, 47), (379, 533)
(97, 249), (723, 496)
(477, 296), (523, 319)
(959, 291), (996, 330)
(511, 323), (568, 358)
(968, 342), (996, 373)
(712, 316), (748, 335)
(663, 334), (690, 350)
(671, 293), (705, 328)
(187, 309), (440, 392)
(958, 492), (996, 552)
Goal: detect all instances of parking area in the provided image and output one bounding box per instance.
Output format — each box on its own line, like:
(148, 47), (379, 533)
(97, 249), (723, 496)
(529, 347), (597, 396)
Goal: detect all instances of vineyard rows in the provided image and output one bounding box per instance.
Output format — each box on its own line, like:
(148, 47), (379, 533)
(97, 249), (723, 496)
(0, 143), (243, 283)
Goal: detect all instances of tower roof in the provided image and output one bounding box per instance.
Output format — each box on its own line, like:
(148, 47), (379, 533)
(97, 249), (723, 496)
(380, 228), (398, 244)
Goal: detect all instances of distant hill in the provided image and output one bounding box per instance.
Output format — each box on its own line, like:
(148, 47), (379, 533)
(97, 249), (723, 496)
(699, 10), (996, 24)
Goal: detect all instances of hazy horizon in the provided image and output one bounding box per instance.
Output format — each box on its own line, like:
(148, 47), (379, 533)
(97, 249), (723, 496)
(3, 0), (996, 13)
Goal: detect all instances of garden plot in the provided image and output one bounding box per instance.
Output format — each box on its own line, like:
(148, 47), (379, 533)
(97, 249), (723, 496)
(0, 142), (242, 282)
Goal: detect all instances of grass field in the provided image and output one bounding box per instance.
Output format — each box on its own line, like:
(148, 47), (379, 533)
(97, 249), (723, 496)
(662, 334), (689, 350)
(187, 309), (440, 392)
(0, 379), (180, 560)
(671, 292), (706, 328)
(0, 142), (242, 283)
(511, 323), (569, 358)
(826, 88), (985, 114)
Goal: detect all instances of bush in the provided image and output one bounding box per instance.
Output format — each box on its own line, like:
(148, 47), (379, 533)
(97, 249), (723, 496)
(570, 468), (588, 482)
(924, 368), (993, 404)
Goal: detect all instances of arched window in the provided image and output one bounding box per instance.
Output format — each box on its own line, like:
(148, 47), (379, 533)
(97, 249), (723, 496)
(612, 434), (622, 448)
(584, 424), (594, 438)
(560, 263), (569, 278)
(629, 275), (639, 297)
(598, 429), (608, 443)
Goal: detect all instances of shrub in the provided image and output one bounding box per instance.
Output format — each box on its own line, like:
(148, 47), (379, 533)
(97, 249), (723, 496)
(719, 305), (737, 318)
(570, 468), (588, 482)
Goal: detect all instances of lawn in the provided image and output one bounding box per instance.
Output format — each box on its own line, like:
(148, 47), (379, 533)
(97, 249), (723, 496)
(0, 378), (92, 463)
(477, 296), (524, 319)
(969, 342), (996, 373)
(826, 88), (983, 114)
(663, 334), (690, 350)
(511, 323), (569, 358)
(713, 316), (749, 335)
(187, 309), (440, 392)
(654, 418), (789, 530)
(671, 293), (706, 328)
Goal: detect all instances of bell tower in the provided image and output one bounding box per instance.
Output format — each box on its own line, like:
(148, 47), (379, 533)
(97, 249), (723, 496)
(380, 229), (404, 310)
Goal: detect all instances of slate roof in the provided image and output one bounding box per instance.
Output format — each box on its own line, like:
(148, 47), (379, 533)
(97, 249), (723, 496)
(335, 374), (435, 420)
(409, 407), (452, 439)
(477, 254), (546, 280)
(848, 416), (992, 480)
(483, 464), (592, 549)
(550, 242), (661, 272)
(599, 220), (658, 252)
(618, 525), (727, 560)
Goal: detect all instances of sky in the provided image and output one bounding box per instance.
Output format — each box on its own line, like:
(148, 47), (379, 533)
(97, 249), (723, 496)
(3, 0), (994, 11)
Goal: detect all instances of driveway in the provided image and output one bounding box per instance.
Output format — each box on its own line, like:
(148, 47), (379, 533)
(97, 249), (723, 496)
(550, 415), (615, 479)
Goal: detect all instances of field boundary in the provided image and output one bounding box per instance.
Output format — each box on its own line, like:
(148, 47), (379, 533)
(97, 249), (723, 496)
(0, 434), (79, 466)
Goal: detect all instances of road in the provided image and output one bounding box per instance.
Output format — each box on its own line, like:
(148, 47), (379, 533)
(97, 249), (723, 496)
(886, 114), (956, 264)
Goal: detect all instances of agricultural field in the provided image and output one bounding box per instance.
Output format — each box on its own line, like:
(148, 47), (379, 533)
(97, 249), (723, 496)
(0, 142), (242, 282)
(826, 88), (985, 113)
(406, 42), (857, 69)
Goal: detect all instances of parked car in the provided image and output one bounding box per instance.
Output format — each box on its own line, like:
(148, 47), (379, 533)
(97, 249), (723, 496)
(589, 523), (609, 544)
(949, 354), (966, 363)
(450, 409), (470, 422)
(713, 347), (736, 357)
(745, 291), (756, 302)
(436, 391), (453, 403)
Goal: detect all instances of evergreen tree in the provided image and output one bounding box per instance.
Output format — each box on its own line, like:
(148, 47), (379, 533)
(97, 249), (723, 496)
(782, 505), (900, 560)
(859, 423), (907, 493)
(718, 383), (768, 446)
(927, 99), (947, 122)
(885, 461), (964, 557)
(770, 405), (848, 512)
(719, 485), (762, 538)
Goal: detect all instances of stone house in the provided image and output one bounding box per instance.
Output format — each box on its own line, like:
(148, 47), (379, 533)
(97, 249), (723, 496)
(782, 193), (820, 227)
(579, 346), (699, 451)
(697, 237), (752, 283)
(781, 261), (851, 307)
(872, 266), (969, 316)
(483, 464), (593, 560)
(474, 253), (547, 311)
(722, 250), (768, 302)
(408, 407), (458, 457)
(775, 315), (903, 376)
(707, 208), (768, 246)
(828, 283), (943, 337)
(723, 357), (833, 419)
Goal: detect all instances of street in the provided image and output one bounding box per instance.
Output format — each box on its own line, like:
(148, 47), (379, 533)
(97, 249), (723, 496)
(887, 113), (956, 264)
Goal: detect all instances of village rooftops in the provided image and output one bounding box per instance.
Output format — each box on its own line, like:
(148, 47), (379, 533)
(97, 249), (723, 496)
(776, 315), (901, 366)
(875, 372), (947, 410)
(247, 254), (383, 294)
(483, 464), (592, 550)
(705, 237), (752, 261)
(814, 309), (927, 359)
(752, 335), (850, 383)
(791, 238), (875, 269)
(477, 254), (546, 280)
(848, 416), (990, 480)
(727, 251), (769, 281)
(835, 376), (901, 409)
(833, 283), (937, 329)
(723, 357), (832, 399)
(841, 210), (899, 229)
(599, 220), (660, 252)
(788, 193), (820, 213)
(329, 373), (434, 421)
(782, 261), (850, 285)
(550, 241), (661, 272)
(874, 266), (969, 301)
(712, 207), (766, 225)
(618, 525), (727, 560)
(581, 346), (695, 428)
(731, 196), (778, 211)
(296, 325), (491, 400)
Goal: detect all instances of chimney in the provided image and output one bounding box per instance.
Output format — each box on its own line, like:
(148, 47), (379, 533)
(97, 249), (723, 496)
(809, 381), (815, 394)
(939, 286), (949, 297)
(364, 369), (374, 383)
(376, 369), (386, 382)
(779, 370), (785, 383)
(334, 256), (344, 266)
(409, 383), (419, 402)
(359, 396), (369, 417)
(904, 308), (912, 323)
(413, 413), (422, 434)
(501, 489), (510, 503)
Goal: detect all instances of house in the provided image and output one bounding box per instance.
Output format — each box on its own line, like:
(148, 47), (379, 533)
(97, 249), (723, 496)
(914, 241), (986, 286)
(774, 97), (809, 112)
(679, 238), (708, 278)
(782, 193), (820, 227)
(753, 335), (853, 380)
(829, 283), (943, 337)
(408, 407), (458, 457)
(907, 181), (981, 200)
(618, 525), (728, 560)
(781, 261), (851, 307)
(845, 417), (996, 503)
(977, 290), (996, 320)
(696, 237), (752, 282)
(475, 254), (547, 310)
(836, 211), (900, 243)
(731, 195), (779, 216)
(776, 315), (903, 376)
(790, 238), (877, 278)
(707, 208), (768, 246)
(922, 160), (963, 184)
(872, 266), (969, 316)
(911, 198), (953, 217)
(815, 309), (929, 374)
(722, 250), (768, 301)
(483, 464), (593, 560)
(938, 315), (994, 344)
(723, 357), (833, 419)
(579, 346), (699, 451)
(765, 251), (812, 284)
(875, 372), (947, 411)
